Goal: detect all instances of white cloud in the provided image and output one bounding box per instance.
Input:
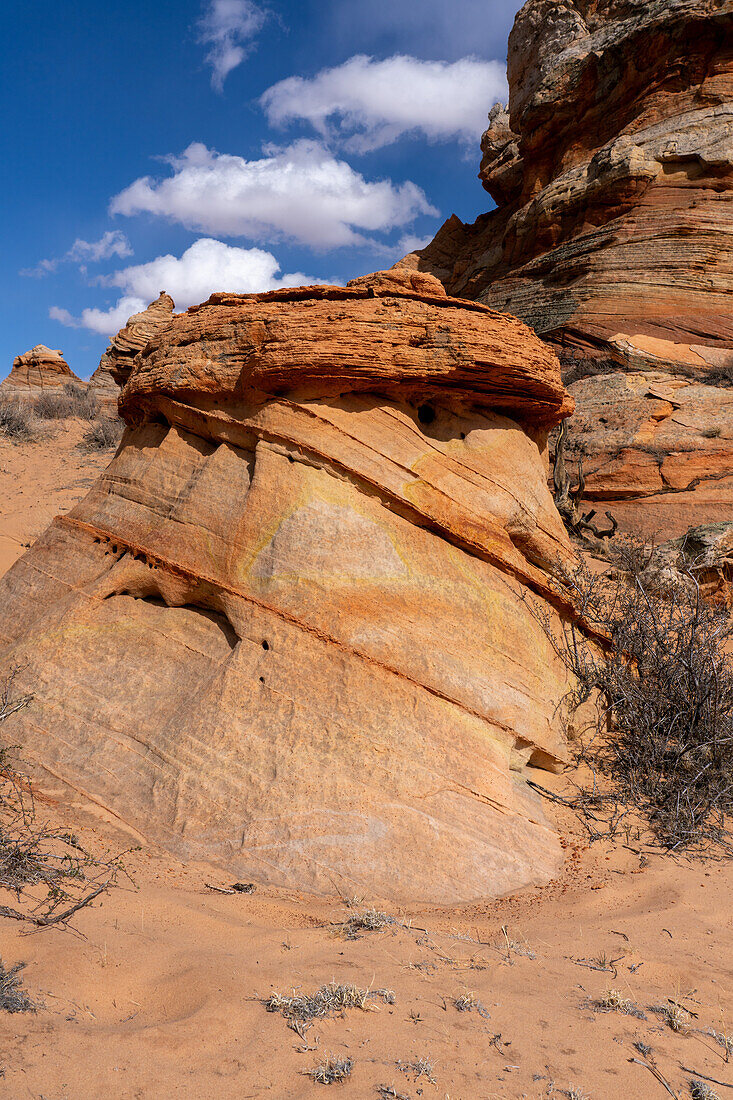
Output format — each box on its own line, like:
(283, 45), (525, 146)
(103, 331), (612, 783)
(67, 231), (133, 263)
(396, 233), (432, 254)
(261, 55), (507, 151)
(110, 141), (436, 248)
(198, 0), (266, 91)
(50, 297), (147, 337)
(105, 237), (326, 309)
(21, 231), (133, 278)
(50, 238), (330, 337)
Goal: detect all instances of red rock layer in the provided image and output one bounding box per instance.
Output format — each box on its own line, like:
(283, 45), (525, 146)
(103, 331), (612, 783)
(403, 0), (733, 538)
(0, 273), (577, 904)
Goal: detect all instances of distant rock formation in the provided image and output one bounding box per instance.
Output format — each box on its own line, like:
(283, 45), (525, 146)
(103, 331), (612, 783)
(0, 272), (579, 904)
(1, 345), (81, 403)
(88, 292), (175, 414)
(404, 0), (733, 539)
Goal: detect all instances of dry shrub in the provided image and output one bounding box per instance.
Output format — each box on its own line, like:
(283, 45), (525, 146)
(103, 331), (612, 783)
(35, 383), (98, 421)
(0, 400), (34, 441)
(546, 542), (733, 851)
(0, 959), (36, 1013)
(264, 982), (393, 1024)
(309, 1055), (353, 1085)
(341, 907), (394, 938)
(81, 416), (124, 451)
(0, 671), (121, 927)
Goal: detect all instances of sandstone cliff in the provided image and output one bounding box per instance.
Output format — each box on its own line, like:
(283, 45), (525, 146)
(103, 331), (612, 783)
(88, 292), (175, 414)
(1, 345), (81, 402)
(0, 271), (579, 904)
(405, 0), (733, 538)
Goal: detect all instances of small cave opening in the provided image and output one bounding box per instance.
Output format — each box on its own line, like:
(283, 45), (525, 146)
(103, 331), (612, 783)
(417, 403), (436, 426)
(261, 640), (270, 651)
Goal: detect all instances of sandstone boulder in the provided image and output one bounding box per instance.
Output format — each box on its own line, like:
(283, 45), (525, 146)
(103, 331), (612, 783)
(0, 273), (578, 904)
(1, 345), (80, 403)
(88, 292), (175, 414)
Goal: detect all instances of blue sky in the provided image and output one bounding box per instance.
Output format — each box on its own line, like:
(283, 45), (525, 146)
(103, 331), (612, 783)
(3, 0), (520, 379)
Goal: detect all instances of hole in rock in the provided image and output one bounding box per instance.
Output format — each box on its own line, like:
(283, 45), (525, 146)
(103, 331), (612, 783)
(460, 432), (466, 440)
(261, 640), (270, 651)
(259, 676), (265, 684)
(287, 454), (295, 464)
(417, 404), (436, 425)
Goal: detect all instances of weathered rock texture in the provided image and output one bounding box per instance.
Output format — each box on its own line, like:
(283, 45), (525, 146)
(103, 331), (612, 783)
(0, 273), (577, 904)
(562, 369), (733, 540)
(88, 292), (175, 414)
(404, 0), (733, 539)
(1, 345), (80, 402)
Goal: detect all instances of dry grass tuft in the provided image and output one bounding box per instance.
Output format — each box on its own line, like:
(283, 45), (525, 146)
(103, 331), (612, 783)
(0, 400), (34, 441)
(689, 1080), (720, 1100)
(705, 1028), (733, 1058)
(35, 384), (97, 421)
(341, 907), (395, 939)
(650, 1002), (688, 1032)
(453, 991), (490, 1018)
(396, 1057), (436, 1084)
(0, 959), (36, 1013)
(308, 1055), (353, 1085)
(81, 416), (124, 451)
(265, 982), (392, 1024)
(593, 989), (645, 1018)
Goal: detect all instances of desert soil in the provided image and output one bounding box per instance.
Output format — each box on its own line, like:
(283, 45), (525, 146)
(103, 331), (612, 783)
(1, 429), (732, 1100)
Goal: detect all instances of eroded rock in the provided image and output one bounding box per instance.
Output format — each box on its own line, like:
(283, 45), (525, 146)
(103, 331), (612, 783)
(403, 0), (733, 540)
(88, 292), (175, 414)
(2, 345), (80, 403)
(0, 273), (578, 904)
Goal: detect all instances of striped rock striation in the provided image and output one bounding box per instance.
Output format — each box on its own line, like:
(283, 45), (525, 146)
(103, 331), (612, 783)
(88, 292), (175, 414)
(1, 345), (81, 403)
(0, 271), (578, 904)
(404, 0), (733, 538)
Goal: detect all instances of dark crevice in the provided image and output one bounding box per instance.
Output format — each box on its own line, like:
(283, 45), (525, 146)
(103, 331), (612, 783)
(102, 591), (239, 651)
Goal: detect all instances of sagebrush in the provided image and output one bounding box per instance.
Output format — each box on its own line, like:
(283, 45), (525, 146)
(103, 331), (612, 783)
(545, 542), (733, 850)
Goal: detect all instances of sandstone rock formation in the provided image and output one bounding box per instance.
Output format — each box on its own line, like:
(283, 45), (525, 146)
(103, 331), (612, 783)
(403, 0), (733, 539)
(561, 370), (733, 540)
(0, 273), (578, 904)
(1, 345), (80, 402)
(88, 292), (175, 414)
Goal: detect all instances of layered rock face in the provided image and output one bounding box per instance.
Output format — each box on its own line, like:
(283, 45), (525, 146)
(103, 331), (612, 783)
(0, 272), (578, 904)
(405, 0), (733, 538)
(1, 345), (80, 402)
(88, 292), (175, 414)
